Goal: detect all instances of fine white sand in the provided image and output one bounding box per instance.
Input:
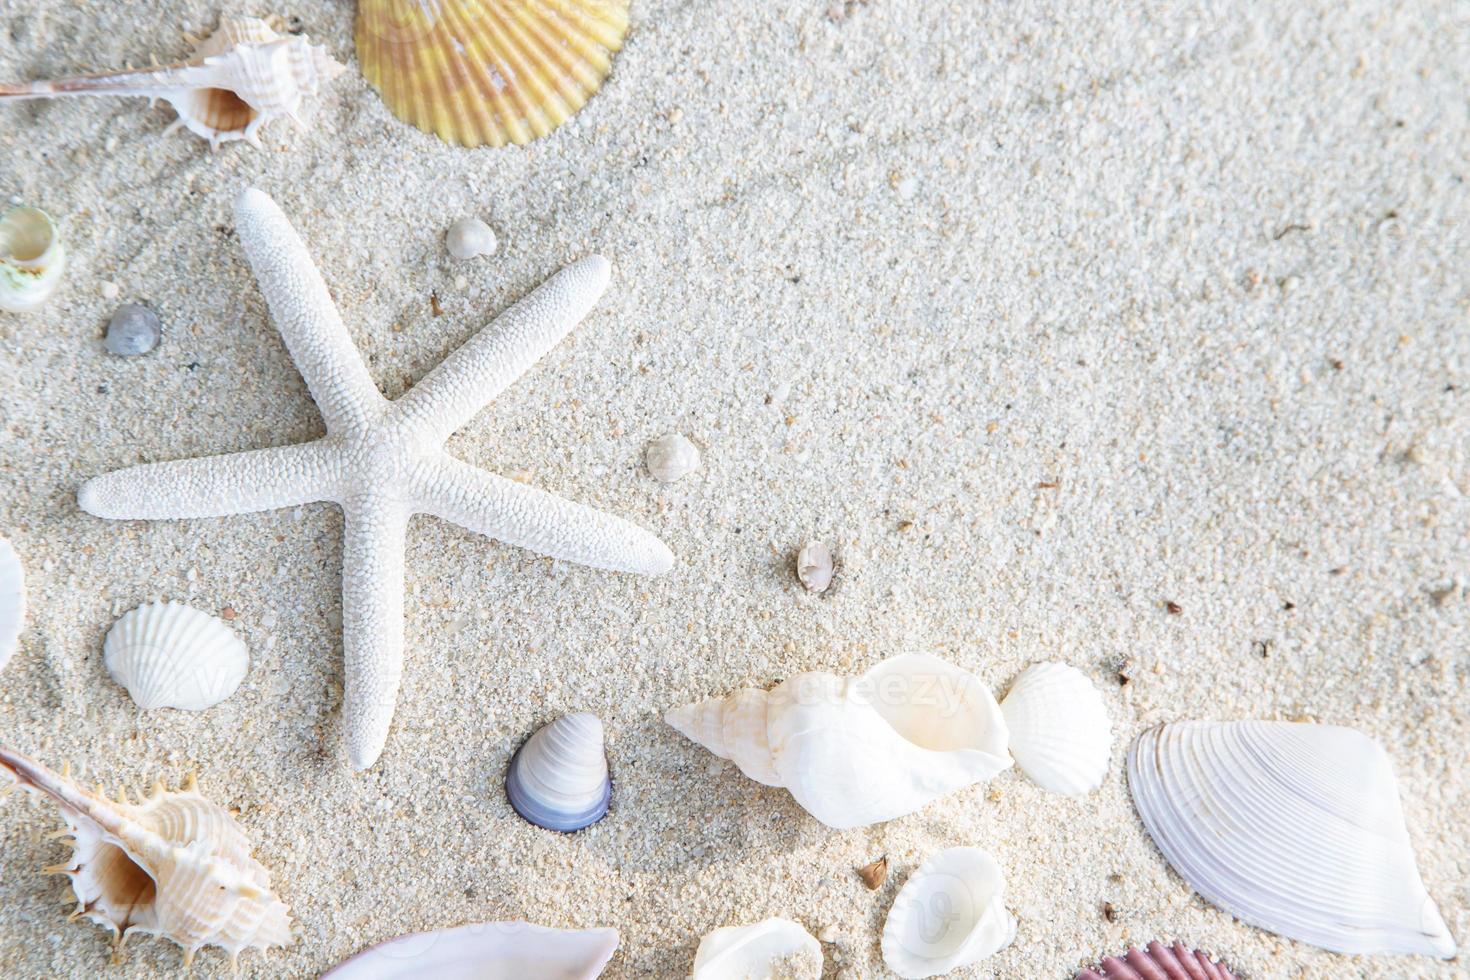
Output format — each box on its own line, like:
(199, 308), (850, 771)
(1, 1), (1466, 977)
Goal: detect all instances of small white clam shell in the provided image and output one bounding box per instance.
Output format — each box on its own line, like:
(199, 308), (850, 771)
(692, 917), (822, 980)
(0, 536), (26, 671)
(881, 847), (1015, 979)
(0, 206), (66, 313)
(505, 712), (611, 832)
(1128, 720), (1455, 958)
(445, 217), (498, 260)
(999, 662), (1110, 795)
(644, 433), (700, 483)
(323, 921), (619, 979)
(103, 601), (248, 710)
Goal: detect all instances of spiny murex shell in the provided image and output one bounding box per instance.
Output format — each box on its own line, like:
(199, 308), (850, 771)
(1000, 662), (1110, 795)
(881, 847), (1015, 979)
(0, 17), (345, 149)
(1075, 941), (1238, 980)
(1128, 720), (1454, 958)
(324, 921), (619, 979)
(103, 600), (248, 711)
(692, 918), (822, 980)
(0, 745), (290, 969)
(356, 0), (629, 148)
(505, 712), (611, 832)
(0, 535), (25, 670)
(665, 653), (1011, 829)
(0, 205), (66, 314)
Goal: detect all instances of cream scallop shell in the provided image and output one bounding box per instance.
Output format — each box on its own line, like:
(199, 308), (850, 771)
(881, 847), (1016, 978)
(0, 535), (25, 669)
(103, 601), (248, 710)
(999, 662), (1110, 795)
(1128, 720), (1455, 958)
(692, 918), (822, 980)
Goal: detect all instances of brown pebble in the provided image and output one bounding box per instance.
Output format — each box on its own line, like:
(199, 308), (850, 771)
(430, 292), (444, 316)
(1165, 600), (1182, 615)
(1102, 901), (1118, 922)
(856, 856), (888, 890)
(221, 606), (237, 620)
(896, 520), (914, 532)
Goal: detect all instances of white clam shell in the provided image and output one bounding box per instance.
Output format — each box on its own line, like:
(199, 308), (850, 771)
(103, 601), (248, 711)
(0, 536), (25, 670)
(999, 662), (1110, 795)
(323, 921), (619, 979)
(692, 917), (822, 980)
(1128, 720), (1455, 958)
(644, 433), (700, 483)
(666, 653), (1011, 829)
(445, 217), (498, 260)
(505, 713), (611, 832)
(881, 847), (1015, 978)
(0, 206), (66, 313)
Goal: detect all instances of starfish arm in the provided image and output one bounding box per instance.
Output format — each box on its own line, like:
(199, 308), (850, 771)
(234, 188), (387, 434)
(414, 454), (674, 575)
(77, 441), (340, 520)
(340, 494), (409, 771)
(393, 256), (611, 443)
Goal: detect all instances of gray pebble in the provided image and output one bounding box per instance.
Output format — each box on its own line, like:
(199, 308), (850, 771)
(104, 304), (160, 356)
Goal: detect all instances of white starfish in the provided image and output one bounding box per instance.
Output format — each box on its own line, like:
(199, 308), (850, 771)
(79, 188), (673, 770)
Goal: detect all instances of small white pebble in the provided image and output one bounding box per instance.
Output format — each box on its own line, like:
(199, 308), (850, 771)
(645, 433), (700, 483)
(818, 924), (840, 943)
(445, 217), (498, 261)
(453, 275), (468, 292)
(100, 280), (119, 300)
(896, 177), (919, 200)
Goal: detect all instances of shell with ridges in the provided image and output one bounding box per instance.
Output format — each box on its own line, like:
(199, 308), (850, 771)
(0, 536), (25, 670)
(881, 847), (1015, 978)
(692, 918), (822, 980)
(103, 601), (248, 711)
(665, 653), (1011, 829)
(0, 206), (66, 313)
(1128, 720), (1455, 958)
(0, 18), (345, 149)
(1075, 941), (1239, 980)
(355, 0), (630, 147)
(1000, 662), (1110, 795)
(323, 921), (619, 979)
(0, 745), (291, 970)
(505, 712), (611, 832)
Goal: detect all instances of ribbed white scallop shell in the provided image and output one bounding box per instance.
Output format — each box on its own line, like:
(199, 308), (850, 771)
(1000, 662), (1110, 795)
(103, 601), (248, 710)
(0, 536), (25, 670)
(881, 847), (1015, 979)
(1128, 721), (1455, 958)
(692, 917), (822, 980)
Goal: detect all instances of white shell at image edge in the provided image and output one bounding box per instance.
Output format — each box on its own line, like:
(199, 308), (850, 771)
(881, 847), (1015, 978)
(1000, 662), (1110, 795)
(103, 601), (248, 711)
(1128, 720), (1455, 958)
(322, 921), (619, 979)
(0, 536), (25, 670)
(692, 917), (822, 979)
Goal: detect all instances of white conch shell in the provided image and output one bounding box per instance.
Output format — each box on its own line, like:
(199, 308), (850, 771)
(1129, 721), (1455, 958)
(880, 847), (1015, 979)
(0, 535), (25, 670)
(999, 662), (1110, 795)
(0, 205), (66, 313)
(505, 712), (612, 832)
(665, 654), (1011, 829)
(103, 600), (248, 710)
(323, 921), (619, 979)
(0, 17), (345, 149)
(0, 745), (291, 970)
(692, 918), (822, 980)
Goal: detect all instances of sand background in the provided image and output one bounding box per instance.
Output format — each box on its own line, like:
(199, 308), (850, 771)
(1, 0), (1466, 977)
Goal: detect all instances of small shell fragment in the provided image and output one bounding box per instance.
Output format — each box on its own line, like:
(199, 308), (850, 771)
(445, 217), (498, 260)
(0, 205), (66, 313)
(104, 303), (161, 356)
(692, 918), (822, 980)
(645, 433), (699, 483)
(856, 855), (888, 890)
(0, 536), (25, 671)
(795, 540), (834, 593)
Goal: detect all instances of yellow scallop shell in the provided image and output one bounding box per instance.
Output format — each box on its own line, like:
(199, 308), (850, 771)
(356, 0), (630, 148)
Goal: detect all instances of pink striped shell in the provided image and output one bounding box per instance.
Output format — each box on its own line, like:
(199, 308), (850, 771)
(1076, 941), (1237, 980)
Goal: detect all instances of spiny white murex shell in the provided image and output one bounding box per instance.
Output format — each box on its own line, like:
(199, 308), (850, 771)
(0, 17), (345, 149)
(104, 600), (248, 710)
(999, 662), (1110, 795)
(692, 917), (822, 980)
(665, 653), (1012, 829)
(505, 712), (612, 832)
(324, 920), (619, 979)
(0, 205), (67, 313)
(0, 535), (25, 670)
(0, 745), (291, 969)
(881, 847), (1015, 978)
(1129, 720), (1455, 958)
